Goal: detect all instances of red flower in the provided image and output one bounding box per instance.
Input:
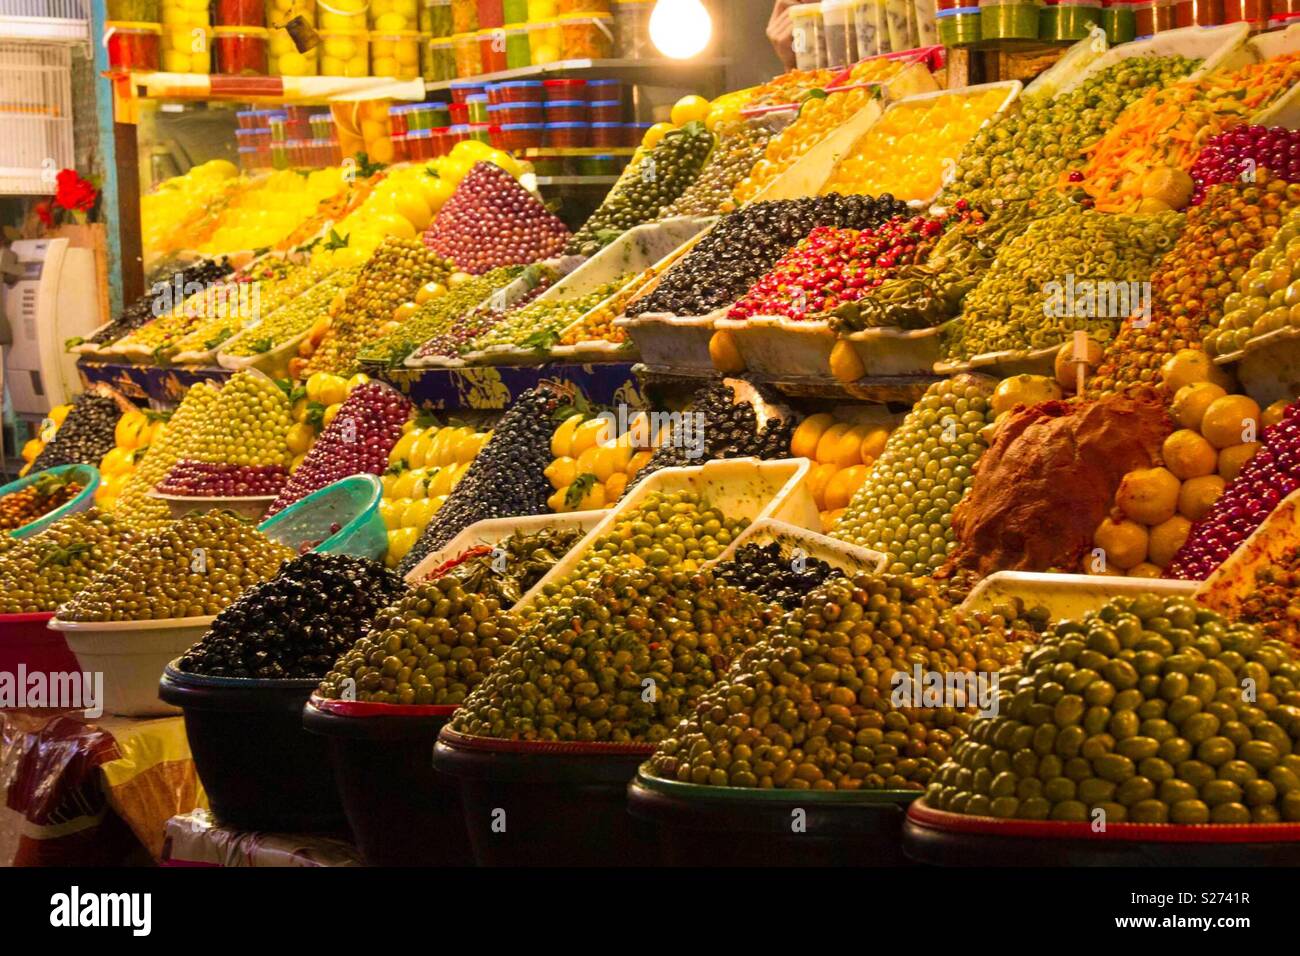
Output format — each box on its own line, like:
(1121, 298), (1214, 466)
(54, 169), (97, 213)
(35, 200), (54, 226)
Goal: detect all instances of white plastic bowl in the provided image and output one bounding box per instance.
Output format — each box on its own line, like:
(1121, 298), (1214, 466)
(49, 615), (215, 717)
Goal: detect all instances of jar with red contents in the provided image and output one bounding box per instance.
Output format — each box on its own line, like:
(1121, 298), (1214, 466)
(622, 121), (648, 147)
(448, 123), (471, 145)
(430, 126), (453, 154)
(478, 26), (508, 71)
(498, 122), (544, 150)
(1222, 0), (1266, 24)
(477, 0), (504, 26)
(542, 77), (586, 101)
(216, 0), (266, 26)
(588, 98), (622, 122)
(1172, 0), (1223, 25)
(544, 121), (588, 147)
(590, 121), (621, 147)
(105, 22), (162, 72)
(214, 25), (269, 73)
(489, 79), (542, 102)
(585, 78), (622, 102)
(409, 128), (437, 159)
(449, 78), (486, 102)
(488, 99), (542, 123)
(545, 98), (587, 122)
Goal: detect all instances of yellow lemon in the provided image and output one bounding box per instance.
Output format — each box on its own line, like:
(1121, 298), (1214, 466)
(627, 449), (653, 477)
(388, 430), (419, 466)
(806, 462), (840, 510)
(859, 426), (891, 464)
(670, 94), (711, 126)
(790, 413), (834, 459)
(1093, 518), (1149, 571)
(578, 481), (607, 511)
(1170, 381), (1227, 431)
(455, 430), (486, 464)
(824, 464), (868, 511)
(322, 403), (342, 429)
(1127, 562), (1164, 579)
(1148, 515), (1192, 567)
(379, 498), (406, 530)
(1217, 442), (1260, 482)
(286, 422), (316, 456)
(575, 445), (601, 477)
(1161, 429), (1217, 480)
(1115, 467), (1181, 526)
(407, 431), (436, 469)
(591, 446), (620, 483)
(813, 423), (851, 465)
(604, 472), (628, 502)
(571, 417), (611, 457)
(551, 413), (585, 458)
(1178, 474), (1225, 522)
(545, 456), (577, 490)
(1200, 395), (1260, 450)
(548, 485), (571, 513)
(390, 469), (418, 499)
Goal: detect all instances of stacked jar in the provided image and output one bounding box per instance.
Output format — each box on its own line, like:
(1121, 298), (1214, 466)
(848, 0), (880, 56)
(1132, 0), (1178, 34)
(267, 0), (318, 75)
(1221, 0), (1269, 28)
(1040, 0), (1102, 37)
(882, 0), (917, 48)
(214, 0), (268, 74)
(790, 1), (826, 69)
(936, 4), (983, 42)
(422, 0), (454, 33)
(821, 0), (856, 68)
(611, 0), (651, 56)
(1101, 0), (1136, 41)
(557, 9), (614, 57)
(1172, 0), (1224, 24)
(979, 0), (1040, 38)
(160, 0), (211, 73)
(105, 20), (163, 72)
(318, 0), (369, 75)
(370, 0), (422, 78)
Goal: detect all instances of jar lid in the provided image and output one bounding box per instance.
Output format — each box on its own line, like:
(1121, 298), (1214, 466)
(213, 25), (270, 36)
(450, 123), (471, 131)
(451, 78), (486, 87)
(407, 129), (433, 138)
(467, 93), (489, 101)
(591, 121), (621, 127)
(589, 99), (620, 106)
(487, 99), (542, 108)
(936, 6), (981, 14)
(548, 99), (587, 107)
(498, 79), (543, 87)
(237, 146), (256, 153)
(788, 3), (823, 17)
(431, 125), (451, 132)
(104, 20), (163, 32)
(545, 121), (588, 127)
(544, 77), (586, 86)
(501, 122), (545, 129)
(586, 78), (620, 86)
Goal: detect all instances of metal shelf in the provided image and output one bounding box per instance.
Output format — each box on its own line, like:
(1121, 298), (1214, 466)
(424, 57), (729, 92)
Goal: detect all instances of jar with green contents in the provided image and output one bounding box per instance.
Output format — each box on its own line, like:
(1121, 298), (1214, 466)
(980, 0), (1041, 38)
(109, 0), (161, 21)
(937, 5), (982, 43)
(1040, 0), (1101, 37)
(502, 21), (531, 66)
(502, 0), (528, 18)
(425, 34), (456, 78)
(422, 0), (453, 34)
(1101, 0), (1136, 39)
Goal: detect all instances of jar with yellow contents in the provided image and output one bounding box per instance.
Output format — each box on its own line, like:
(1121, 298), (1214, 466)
(161, 0), (213, 71)
(319, 28), (370, 74)
(267, 0), (318, 74)
(371, 29), (422, 76)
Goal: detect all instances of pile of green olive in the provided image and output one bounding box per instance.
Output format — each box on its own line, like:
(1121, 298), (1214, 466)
(941, 55), (1200, 211)
(534, 490), (748, 605)
(57, 510), (294, 622)
(941, 206), (1184, 361)
(646, 572), (1040, 790)
(926, 594), (1300, 823)
(832, 375), (996, 576)
(319, 575), (519, 705)
(0, 511), (138, 614)
(1204, 211), (1300, 357)
(452, 566), (776, 743)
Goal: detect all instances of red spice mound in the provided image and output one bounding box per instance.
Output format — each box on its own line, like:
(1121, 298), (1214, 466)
(942, 390), (1171, 578)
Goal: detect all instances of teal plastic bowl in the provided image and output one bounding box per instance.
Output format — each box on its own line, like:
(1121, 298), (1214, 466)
(2, 464), (101, 539)
(258, 474), (386, 560)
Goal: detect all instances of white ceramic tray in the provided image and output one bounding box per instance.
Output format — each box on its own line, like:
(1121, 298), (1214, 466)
(960, 570), (1198, 621)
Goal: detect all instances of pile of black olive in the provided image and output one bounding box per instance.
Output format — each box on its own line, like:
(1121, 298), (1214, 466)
(625, 194), (910, 318)
(31, 393), (123, 471)
(88, 257), (232, 346)
(715, 540), (837, 610)
(176, 552), (407, 679)
(397, 387), (561, 576)
(628, 378), (796, 488)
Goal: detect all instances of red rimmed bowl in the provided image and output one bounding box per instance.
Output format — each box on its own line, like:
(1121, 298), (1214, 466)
(903, 797), (1300, 866)
(432, 727), (656, 867)
(302, 695), (470, 866)
(0, 612), (78, 682)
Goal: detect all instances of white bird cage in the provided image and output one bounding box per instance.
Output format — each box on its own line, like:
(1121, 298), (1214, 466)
(0, 0), (88, 195)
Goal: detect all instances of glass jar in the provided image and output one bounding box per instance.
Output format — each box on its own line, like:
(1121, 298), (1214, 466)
(453, 29), (483, 73)
(422, 0), (454, 33)
(407, 128), (436, 159)
(319, 29), (369, 74)
(848, 0), (880, 57)
(882, 0), (917, 49)
(591, 120), (621, 147)
(449, 78), (485, 101)
(372, 0), (420, 31)
(1173, 0), (1223, 24)
(611, 0), (651, 56)
(1101, 0), (1136, 40)
(789, 2), (825, 69)
(478, 26), (508, 71)
(214, 25), (269, 72)
(317, 0), (368, 32)
(109, 0), (161, 20)
(501, 22), (531, 66)
(545, 98), (587, 122)
(466, 92), (489, 120)
(372, 30), (421, 74)
(269, 23), (319, 73)
(496, 121), (544, 149)
(544, 121), (588, 147)
(979, 0), (1041, 38)
(105, 22), (162, 71)
(216, 0), (265, 25)
(936, 5), (982, 43)
(526, 0), (557, 16)
(589, 98), (621, 121)
(309, 111), (334, 136)
(1041, 0), (1102, 37)
(586, 77), (620, 100)
(503, 0), (528, 18)
(488, 99), (541, 122)
(528, 17), (563, 61)
(1221, 0), (1266, 23)
(430, 125), (454, 154)
(622, 121), (648, 146)
(477, 0), (504, 26)
(468, 122), (493, 141)
(822, 0), (856, 69)
(238, 145), (257, 171)
(492, 78), (542, 101)
(557, 11), (612, 56)
(452, 0), (478, 30)
(424, 35), (456, 79)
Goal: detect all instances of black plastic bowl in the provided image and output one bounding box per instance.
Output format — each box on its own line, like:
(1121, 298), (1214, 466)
(627, 768), (920, 866)
(158, 661), (345, 832)
(903, 798), (1300, 866)
(432, 727), (656, 867)
(302, 695), (472, 866)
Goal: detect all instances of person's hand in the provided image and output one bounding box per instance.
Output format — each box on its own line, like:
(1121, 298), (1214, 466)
(767, 0), (805, 70)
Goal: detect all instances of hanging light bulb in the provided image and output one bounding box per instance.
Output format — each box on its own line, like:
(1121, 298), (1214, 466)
(649, 0), (712, 59)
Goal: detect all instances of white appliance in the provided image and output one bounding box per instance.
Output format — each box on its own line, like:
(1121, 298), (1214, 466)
(1, 237), (97, 419)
